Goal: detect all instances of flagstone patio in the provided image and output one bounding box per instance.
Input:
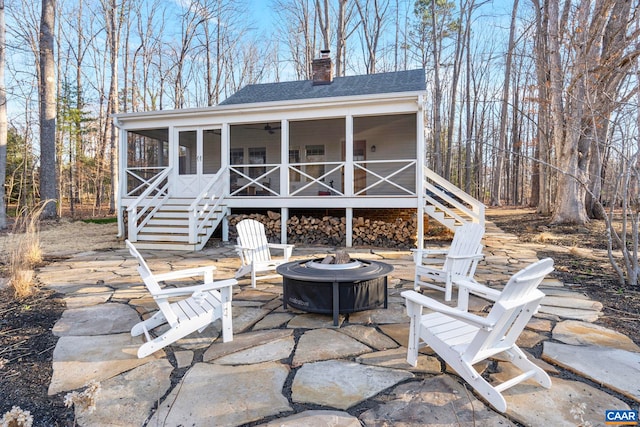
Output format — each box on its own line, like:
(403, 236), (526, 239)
(40, 221), (639, 426)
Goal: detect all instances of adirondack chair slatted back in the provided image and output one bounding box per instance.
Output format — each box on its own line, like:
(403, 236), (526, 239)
(442, 222), (485, 276)
(236, 219), (272, 264)
(465, 258), (553, 362)
(125, 240), (179, 326)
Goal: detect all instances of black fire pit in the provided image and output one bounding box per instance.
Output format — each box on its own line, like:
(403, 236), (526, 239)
(276, 258), (394, 325)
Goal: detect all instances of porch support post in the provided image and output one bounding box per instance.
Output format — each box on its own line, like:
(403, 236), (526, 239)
(222, 122), (231, 243)
(222, 215), (229, 242)
(116, 124), (127, 238)
(346, 208), (353, 247)
(280, 119), (289, 197)
(281, 207), (289, 244)
(345, 115), (354, 196)
(416, 95), (425, 250)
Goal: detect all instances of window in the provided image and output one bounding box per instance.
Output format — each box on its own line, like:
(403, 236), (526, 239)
(230, 148), (244, 166)
(305, 144), (325, 182)
(248, 147), (266, 178)
(289, 147), (301, 182)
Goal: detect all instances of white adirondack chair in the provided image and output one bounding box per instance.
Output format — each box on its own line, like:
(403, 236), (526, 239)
(413, 222), (485, 301)
(402, 258), (554, 413)
(234, 219), (294, 288)
(126, 240), (237, 358)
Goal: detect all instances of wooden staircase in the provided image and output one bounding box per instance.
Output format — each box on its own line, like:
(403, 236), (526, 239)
(422, 166), (485, 232)
(132, 197), (227, 251)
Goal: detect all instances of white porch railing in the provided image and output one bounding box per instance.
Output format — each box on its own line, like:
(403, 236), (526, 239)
(423, 166), (485, 227)
(127, 167), (172, 242)
(188, 172), (229, 244)
(354, 159), (417, 196)
(229, 164), (281, 196)
(289, 162), (345, 196)
(126, 166), (168, 197)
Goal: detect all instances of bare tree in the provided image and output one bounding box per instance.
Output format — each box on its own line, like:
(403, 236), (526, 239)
(0, 0), (6, 228)
(354, 0), (391, 74)
(39, 0), (57, 218)
(543, 0), (638, 225)
(315, 0), (330, 51)
(105, 0), (128, 213)
(490, 0), (518, 206)
(414, 0), (456, 175)
(335, 0), (348, 75)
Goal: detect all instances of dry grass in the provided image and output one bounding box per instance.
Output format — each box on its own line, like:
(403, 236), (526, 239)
(533, 231), (556, 243)
(7, 203), (48, 299)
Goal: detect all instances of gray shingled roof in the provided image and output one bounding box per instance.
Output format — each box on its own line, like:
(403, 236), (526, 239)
(220, 68), (425, 106)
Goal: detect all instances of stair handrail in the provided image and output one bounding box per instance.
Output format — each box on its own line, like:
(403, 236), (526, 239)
(423, 166), (485, 227)
(188, 170), (229, 244)
(127, 167), (172, 242)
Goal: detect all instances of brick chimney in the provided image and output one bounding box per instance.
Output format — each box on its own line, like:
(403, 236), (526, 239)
(312, 50), (333, 85)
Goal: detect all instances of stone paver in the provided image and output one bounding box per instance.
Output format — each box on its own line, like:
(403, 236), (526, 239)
(48, 333), (161, 395)
(37, 220), (640, 425)
(292, 360), (414, 410)
(503, 376), (631, 427)
(148, 362), (292, 426)
(552, 319), (640, 352)
(359, 375), (513, 426)
(356, 347), (442, 374)
(62, 286), (113, 309)
(338, 324), (400, 350)
(213, 335), (295, 365)
(203, 329), (294, 362)
(292, 328), (372, 366)
(257, 410), (361, 427)
(75, 359), (173, 427)
(543, 341), (640, 401)
(52, 303), (139, 336)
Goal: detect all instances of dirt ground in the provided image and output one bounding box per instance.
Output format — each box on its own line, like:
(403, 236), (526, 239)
(0, 210), (639, 425)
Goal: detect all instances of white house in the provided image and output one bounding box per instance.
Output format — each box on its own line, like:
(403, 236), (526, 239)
(114, 54), (484, 250)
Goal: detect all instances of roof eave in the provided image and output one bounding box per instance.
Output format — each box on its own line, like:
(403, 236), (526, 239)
(113, 90), (426, 126)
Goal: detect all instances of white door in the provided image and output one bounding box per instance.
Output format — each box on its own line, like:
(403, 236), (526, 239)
(176, 128), (222, 197)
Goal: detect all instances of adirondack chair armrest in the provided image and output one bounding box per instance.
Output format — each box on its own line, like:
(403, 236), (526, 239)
(453, 278), (502, 301)
(153, 265), (217, 282)
(411, 248), (449, 263)
(446, 253), (484, 261)
(267, 243), (294, 258)
(152, 278), (237, 298)
(401, 290), (494, 329)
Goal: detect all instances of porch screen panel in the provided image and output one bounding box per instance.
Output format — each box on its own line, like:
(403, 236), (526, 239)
(126, 128), (169, 195)
(305, 145), (325, 182)
(353, 114), (417, 195)
(179, 130), (197, 175)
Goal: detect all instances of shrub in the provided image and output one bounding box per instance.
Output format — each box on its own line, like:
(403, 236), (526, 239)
(8, 203), (48, 299)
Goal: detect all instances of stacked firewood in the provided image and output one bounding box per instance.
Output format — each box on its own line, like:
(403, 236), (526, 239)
(228, 212), (417, 248)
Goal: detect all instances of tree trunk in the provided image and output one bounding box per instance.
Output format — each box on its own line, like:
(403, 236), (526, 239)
(491, 0), (518, 207)
(335, 0), (347, 76)
(429, 0), (443, 175)
(0, 0), (6, 228)
(39, 0), (57, 219)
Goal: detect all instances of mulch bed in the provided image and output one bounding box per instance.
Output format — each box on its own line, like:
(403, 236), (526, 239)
(0, 287), (74, 426)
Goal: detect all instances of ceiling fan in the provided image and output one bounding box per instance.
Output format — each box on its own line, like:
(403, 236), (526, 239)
(246, 123), (281, 134)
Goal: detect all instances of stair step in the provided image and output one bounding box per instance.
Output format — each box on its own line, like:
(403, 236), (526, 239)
(147, 218), (191, 226)
(141, 226), (210, 234)
(132, 241), (199, 251)
(154, 210), (191, 218)
(137, 233), (192, 243)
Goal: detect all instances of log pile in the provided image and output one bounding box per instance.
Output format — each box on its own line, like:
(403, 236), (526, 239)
(228, 211), (417, 248)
